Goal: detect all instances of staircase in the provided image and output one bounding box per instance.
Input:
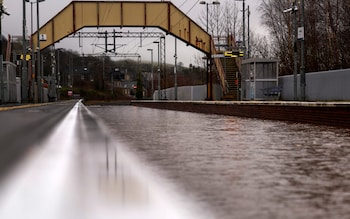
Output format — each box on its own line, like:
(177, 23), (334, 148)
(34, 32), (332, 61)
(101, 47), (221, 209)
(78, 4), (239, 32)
(211, 35), (242, 100)
(221, 57), (241, 100)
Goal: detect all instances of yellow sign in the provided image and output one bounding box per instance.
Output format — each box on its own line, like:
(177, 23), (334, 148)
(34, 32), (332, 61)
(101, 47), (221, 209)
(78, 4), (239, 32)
(224, 51), (244, 58)
(20, 54), (32, 61)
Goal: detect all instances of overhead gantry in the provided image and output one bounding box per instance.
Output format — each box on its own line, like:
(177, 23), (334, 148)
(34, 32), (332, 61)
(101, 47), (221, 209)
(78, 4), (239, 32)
(32, 1), (211, 55)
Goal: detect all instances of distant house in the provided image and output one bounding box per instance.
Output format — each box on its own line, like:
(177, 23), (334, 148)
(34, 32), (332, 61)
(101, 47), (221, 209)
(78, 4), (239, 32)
(118, 81), (137, 97)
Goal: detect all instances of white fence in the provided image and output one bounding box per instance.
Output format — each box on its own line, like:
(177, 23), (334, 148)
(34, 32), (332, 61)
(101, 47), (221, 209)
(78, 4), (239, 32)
(153, 84), (222, 101)
(279, 68), (350, 101)
(1, 62), (19, 103)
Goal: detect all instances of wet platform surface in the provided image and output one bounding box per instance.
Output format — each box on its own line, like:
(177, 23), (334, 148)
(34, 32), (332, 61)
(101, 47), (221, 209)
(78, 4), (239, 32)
(0, 101), (206, 219)
(1, 100), (350, 219)
(91, 104), (350, 219)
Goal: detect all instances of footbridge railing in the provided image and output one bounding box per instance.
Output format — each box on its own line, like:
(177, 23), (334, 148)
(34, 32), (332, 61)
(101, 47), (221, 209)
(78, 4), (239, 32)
(211, 39), (229, 95)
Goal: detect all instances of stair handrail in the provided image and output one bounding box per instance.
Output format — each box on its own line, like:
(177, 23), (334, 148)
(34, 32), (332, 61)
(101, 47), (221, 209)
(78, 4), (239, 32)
(229, 35), (242, 76)
(211, 39), (229, 95)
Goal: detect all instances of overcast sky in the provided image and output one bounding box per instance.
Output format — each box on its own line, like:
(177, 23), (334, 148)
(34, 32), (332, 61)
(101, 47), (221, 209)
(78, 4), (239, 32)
(2, 0), (268, 66)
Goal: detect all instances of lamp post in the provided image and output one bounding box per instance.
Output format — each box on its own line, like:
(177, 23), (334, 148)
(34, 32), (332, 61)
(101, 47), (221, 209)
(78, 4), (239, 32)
(300, 0), (305, 101)
(199, 1), (220, 33)
(25, 0), (35, 101)
(49, 49), (56, 101)
(174, 38), (178, 100)
(284, 2), (298, 100)
(29, 1), (34, 101)
(22, 0), (28, 103)
(25, 0), (45, 102)
(153, 41), (161, 100)
(235, 0), (246, 56)
(247, 5), (250, 58)
(37, 0), (45, 102)
(56, 48), (62, 100)
(147, 48), (154, 99)
(199, 0), (220, 100)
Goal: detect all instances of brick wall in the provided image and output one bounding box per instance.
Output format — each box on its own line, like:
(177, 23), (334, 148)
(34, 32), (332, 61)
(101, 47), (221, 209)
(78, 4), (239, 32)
(131, 101), (350, 128)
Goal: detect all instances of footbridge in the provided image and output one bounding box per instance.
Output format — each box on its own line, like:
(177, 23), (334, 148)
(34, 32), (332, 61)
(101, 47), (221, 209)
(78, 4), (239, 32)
(31, 1), (240, 100)
(32, 1), (211, 54)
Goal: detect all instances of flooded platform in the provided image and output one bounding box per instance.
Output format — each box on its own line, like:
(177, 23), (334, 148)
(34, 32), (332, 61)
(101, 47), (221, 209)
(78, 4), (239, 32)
(1, 100), (349, 219)
(90, 104), (350, 219)
(0, 101), (208, 219)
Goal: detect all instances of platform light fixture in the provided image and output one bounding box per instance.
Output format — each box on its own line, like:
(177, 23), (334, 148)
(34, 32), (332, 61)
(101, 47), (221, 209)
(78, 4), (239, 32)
(153, 41), (161, 100)
(199, 1), (219, 100)
(283, 1), (298, 100)
(199, 1), (220, 32)
(25, 0), (45, 102)
(147, 48), (154, 98)
(235, 0), (247, 57)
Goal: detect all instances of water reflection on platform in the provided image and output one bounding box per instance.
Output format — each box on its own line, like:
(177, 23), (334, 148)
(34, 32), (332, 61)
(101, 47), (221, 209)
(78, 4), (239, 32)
(0, 102), (207, 219)
(90, 105), (350, 219)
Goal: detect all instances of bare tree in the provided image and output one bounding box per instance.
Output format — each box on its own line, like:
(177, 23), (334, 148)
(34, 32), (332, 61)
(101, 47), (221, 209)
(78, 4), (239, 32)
(249, 32), (271, 58)
(220, 1), (240, 42)
(260, 0), (294, 74)
(260, 0), (350, 74)
(198, 1), (240, 49)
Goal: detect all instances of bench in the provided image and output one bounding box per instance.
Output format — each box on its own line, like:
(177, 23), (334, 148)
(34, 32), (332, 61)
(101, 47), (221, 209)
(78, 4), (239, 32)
(262, 86), (282, 98)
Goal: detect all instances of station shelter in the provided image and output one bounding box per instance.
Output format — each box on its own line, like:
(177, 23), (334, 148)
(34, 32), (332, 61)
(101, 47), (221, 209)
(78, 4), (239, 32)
(241, 58), (279, 100)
